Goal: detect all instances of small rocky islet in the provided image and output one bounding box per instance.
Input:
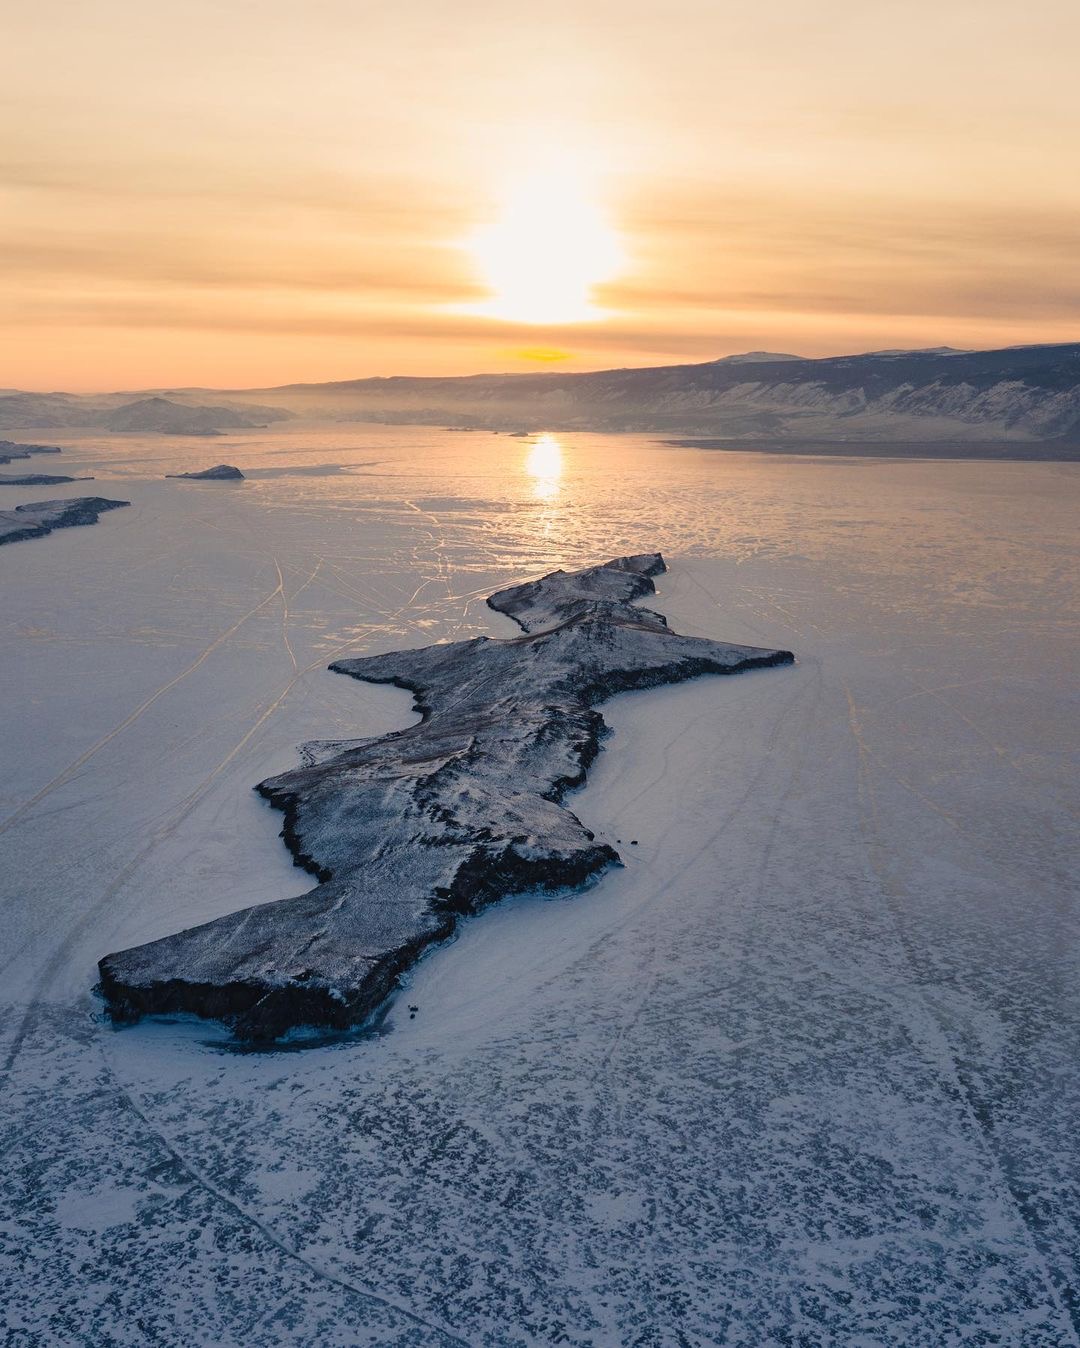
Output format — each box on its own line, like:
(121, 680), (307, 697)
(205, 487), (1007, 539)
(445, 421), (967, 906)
(99, 553), (794, 1041)
(0, 439), (63, 466)
(165, 463), (245, 480)
(0, 438), (89, 486)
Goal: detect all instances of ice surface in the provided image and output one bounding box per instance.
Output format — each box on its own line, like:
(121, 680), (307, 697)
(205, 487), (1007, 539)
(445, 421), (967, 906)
(0, 472), (89, 485)
(1, 425), (1078, 1344)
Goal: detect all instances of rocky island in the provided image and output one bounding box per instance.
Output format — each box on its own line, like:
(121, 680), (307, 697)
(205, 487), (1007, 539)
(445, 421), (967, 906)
(98, 553), (794, 1040)
(0, 440), (63, 466)
(165, 463), (245, 480)
(0, 496), (130, 546)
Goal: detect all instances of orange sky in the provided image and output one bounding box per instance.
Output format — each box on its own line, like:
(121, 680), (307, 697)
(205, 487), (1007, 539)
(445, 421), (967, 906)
(4, 0), (1080, 391)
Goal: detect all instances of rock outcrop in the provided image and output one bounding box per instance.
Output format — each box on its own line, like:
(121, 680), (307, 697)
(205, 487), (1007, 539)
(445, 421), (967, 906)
(98, 553), (794, 1041)
(165, 463), (245, 480)
(0, 496), (129, 546)
(0, 441), (62, 466)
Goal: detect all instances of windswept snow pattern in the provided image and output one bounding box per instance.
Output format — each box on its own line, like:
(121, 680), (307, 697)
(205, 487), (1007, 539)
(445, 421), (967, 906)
(98, 554), (792, 1039)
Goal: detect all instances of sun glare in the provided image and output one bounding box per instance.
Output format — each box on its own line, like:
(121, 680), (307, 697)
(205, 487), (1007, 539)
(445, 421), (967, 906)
(464, 168), (623, 325)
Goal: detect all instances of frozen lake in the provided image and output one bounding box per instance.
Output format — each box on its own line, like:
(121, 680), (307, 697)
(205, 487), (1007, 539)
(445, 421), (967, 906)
(2, 426), (1078, 1345)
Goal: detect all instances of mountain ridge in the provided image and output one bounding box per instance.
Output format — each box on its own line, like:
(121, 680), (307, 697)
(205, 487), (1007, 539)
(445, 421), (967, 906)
(231, 340), (1080, 443)
(5, 342), (1080, 444)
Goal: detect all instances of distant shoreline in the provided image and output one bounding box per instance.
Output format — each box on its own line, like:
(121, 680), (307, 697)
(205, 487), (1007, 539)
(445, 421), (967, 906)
(662, 437), (1080, 463)
(10, 420), (1080, 462)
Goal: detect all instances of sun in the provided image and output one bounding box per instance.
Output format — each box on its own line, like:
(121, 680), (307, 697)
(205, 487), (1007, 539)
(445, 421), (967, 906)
(462, 166), (623, 325)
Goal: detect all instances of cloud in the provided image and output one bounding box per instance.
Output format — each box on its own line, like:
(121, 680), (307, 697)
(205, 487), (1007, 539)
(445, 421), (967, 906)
(2, 239), (480, 303)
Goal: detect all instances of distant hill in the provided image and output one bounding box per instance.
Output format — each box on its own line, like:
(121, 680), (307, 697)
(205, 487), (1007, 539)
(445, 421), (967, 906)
(0, 393), (89, 430)
(102, 397), (285, 433)
(227, 341), (1080, 444)
(4, 343), (1080, 446)
(0, 392), (290, 433)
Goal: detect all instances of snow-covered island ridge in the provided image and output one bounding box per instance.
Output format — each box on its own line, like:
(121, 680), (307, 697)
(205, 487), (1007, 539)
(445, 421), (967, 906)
(98, 553), (794, 1040)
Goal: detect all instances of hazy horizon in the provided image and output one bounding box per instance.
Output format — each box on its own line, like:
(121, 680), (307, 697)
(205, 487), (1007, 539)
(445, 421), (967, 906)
(11, 337), (1080, 401)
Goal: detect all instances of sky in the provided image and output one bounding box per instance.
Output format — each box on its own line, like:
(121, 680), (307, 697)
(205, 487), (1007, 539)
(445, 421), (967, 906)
(3, 0), (1080, 391)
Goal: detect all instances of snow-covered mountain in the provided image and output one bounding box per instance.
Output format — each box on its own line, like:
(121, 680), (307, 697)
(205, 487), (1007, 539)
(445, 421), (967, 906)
(710, 350), (803, 365)
(5, 343), (1080, 444)
(232, 341), (1080, 443)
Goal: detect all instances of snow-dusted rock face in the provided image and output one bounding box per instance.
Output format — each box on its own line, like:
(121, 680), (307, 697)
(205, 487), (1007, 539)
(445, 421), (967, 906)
(98, 553), (794, 1041)
(165, 463), (245, 480)
(0, 496), (129, 546)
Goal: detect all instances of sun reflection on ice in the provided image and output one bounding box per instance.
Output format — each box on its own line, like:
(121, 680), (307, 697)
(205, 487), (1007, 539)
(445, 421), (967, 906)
(524, 434), (563, 500)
